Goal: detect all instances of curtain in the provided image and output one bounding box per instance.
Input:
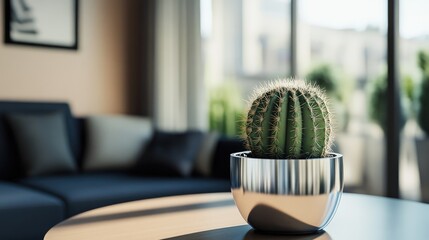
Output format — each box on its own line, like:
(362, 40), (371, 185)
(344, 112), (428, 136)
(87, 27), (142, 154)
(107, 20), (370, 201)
(154, 0), (206, 131)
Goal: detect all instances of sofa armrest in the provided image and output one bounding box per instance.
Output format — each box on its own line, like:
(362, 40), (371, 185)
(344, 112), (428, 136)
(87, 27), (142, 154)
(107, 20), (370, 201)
(211, 136), (246, 180)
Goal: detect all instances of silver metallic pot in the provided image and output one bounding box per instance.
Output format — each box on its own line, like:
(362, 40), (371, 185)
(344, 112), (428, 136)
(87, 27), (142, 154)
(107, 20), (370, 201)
(231, 151), (344, 234)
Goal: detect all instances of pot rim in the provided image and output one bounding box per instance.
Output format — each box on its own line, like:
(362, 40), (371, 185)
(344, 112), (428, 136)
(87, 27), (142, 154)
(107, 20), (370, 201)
(231, 151), (342, 161)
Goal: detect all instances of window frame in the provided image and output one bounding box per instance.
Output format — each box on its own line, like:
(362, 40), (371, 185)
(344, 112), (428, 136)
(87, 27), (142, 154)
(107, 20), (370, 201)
(290, 0), (400, 198)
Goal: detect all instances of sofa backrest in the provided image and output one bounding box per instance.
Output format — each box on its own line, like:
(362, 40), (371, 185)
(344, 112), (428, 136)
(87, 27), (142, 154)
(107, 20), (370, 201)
(0, 101), (82, 180)
(211, 136), (245, 179)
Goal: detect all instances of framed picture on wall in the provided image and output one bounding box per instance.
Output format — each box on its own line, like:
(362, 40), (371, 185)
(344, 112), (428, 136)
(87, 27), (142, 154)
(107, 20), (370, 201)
(4, 0), (79, 50)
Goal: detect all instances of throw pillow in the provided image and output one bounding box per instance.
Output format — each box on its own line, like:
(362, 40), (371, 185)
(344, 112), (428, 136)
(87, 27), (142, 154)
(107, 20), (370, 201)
(194, 132), (220, 176)
(135, 130), (204, 177)
(6, 112), (77, 176)
(83, 115), (153, 171)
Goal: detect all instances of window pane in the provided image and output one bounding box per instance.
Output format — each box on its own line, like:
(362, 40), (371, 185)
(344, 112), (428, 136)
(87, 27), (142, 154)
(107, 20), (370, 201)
(399, 0), (429, 202)
(201, 0), (291, 136)
(298, 0), (387, 195)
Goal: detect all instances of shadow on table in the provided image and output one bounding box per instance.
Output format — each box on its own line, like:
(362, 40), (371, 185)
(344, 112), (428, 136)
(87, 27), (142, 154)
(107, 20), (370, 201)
(164, 225), (332, 240)
(59, 199), (235, 227)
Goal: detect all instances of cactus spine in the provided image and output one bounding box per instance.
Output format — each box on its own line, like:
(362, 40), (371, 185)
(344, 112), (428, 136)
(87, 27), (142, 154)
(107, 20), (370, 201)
(244, 79), (333, 159)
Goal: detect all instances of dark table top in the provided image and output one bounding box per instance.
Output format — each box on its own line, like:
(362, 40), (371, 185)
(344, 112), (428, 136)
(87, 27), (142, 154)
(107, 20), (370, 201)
(167, 193), (429, 240)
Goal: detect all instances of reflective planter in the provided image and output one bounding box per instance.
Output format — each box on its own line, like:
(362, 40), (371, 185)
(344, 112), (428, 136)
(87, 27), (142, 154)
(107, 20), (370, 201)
(231, 151), (344, 234)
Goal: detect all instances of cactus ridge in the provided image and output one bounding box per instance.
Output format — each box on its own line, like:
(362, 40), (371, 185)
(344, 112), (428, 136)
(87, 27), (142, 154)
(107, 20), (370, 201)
(244, 79), (333, 159)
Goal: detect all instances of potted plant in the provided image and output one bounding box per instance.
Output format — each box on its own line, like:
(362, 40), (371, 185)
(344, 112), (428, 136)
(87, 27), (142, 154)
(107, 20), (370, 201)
(366, 74), (389, 195)
(306, 64), (364, 188)
(230, 79), (343, 234)
(366, 73), (409, 195)
(415, 51), (429, 202)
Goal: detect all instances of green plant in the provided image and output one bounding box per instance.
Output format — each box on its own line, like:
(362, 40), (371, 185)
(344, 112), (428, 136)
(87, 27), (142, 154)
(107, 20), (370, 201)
(368, 74), (388, 132)
(305, 64), (353, 132)
(403, 75), (415, 102)
(244, 79), (333, 159)
(305, 64), (337, 97)
(368, 74), (406, 133)
(418, 76), (429, 134)
(417, 50), (429, 135)
(418, 51), (429, 74)
(402, 75), (416, 118)
(209, 81), (244, 136)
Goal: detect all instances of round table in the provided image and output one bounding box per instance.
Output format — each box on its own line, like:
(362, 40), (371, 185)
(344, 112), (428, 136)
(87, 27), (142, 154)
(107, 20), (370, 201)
(44, 193), (429, 240)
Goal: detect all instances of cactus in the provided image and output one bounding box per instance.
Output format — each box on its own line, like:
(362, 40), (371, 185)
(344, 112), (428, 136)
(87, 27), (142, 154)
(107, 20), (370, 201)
(244, 79), (333, 159)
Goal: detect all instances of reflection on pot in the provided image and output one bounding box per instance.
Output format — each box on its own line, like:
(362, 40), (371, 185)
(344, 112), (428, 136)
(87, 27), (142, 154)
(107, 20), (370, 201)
(231, 151), (344, 233)
(244, 229), (331, 240)
(164, 225), (332, 240)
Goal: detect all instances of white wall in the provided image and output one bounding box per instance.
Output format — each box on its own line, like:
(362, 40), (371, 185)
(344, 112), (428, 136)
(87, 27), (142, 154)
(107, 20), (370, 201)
(0, 0), (134, 115)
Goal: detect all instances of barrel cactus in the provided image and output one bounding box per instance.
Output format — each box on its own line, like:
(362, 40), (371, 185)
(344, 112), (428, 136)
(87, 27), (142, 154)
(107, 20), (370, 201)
(244, 79), (333, 159)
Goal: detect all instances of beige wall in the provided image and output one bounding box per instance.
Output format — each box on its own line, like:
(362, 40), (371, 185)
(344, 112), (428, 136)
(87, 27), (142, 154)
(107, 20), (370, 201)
(0, 0), (134, 115)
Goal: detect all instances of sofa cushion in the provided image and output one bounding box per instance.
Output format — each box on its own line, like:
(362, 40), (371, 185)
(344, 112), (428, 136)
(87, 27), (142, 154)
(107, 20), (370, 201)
(83, 115), (153, 171)
(7, 112), (77, 176)
(194, 132), (220, 177)
(0, 101), (80, 180)
(21, 173), (230, 217)
(0, 181), (64, 240)
(135, 131), (204, 177)
(211, 137), (245, 179)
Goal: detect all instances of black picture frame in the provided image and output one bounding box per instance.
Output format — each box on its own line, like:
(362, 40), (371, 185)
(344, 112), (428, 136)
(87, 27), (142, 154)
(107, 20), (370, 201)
(4, 0), (79, 50)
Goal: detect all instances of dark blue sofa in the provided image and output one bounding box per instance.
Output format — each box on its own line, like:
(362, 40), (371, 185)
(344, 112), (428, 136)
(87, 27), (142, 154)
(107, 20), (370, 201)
(0, 101), (244, 240)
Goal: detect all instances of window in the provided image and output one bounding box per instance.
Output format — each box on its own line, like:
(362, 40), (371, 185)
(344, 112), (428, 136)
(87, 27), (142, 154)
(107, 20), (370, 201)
(298, 0), (387, 195)
(399, 0), (429, 201)
(202, 0), (291, 136)
(200, 0), (429, 200)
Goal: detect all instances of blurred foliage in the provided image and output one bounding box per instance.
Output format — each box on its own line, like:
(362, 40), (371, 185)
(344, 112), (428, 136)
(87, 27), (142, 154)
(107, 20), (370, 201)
(368, 74), (388, 132)
(368, 73), (407, 133)
(417, 50), (429, 135)
(208, 81), (245, 137)
(305, 65), (337, 96)
(403, 75), (415, 102)
(418, 51), (429, 74)
(402, 75), (417, 118)
(305, 64), (354, 132)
